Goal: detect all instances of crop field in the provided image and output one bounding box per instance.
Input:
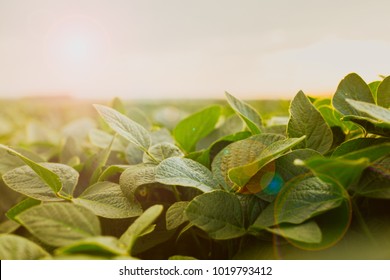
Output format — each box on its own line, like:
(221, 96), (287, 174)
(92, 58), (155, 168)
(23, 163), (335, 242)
(0, 73), (389, 260)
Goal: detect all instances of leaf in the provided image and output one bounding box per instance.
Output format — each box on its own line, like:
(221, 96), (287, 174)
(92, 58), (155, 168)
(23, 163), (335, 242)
(16, 203), (101, 247)
(6, 198), (41, 221)
(0, 144), (63, 194)
(332, 73), (375, 116)
(265, 220), (322, 244)
(225, 91), (262, 134)
(166, 201), (190, 230)
(295, 157), (370, 189)
(73, 181), (142, 219)
(332, 138), (389, 157)
(339, 142), (390, 162)
(287, 91), (333, 154)
(212, 134), (285, 190)
(0, 234), (50, 260)
(173, 105), (221, 153)
(252, 176), (346, 228)
(155, 157), (218, 193)
(93, 104), (151, 151)
(256, 149), (320, 201)
(341, 115), (390, 137)
(228, 136), (306, 188)
(368, 80), (381, 101)
(2, 162), (79, 201)
(89, 128), (126, 151)
(119, 164), (156, 202)
(0, 147), (44, 175)
(345, 99), (390, 123)
(143, 143), (183, 164)
(55, 236), (127, 256)
(98, 165), (128, 182)
(185, 190), (246, 240)
(119, 204), (163, 252)
(352, 155), (390, 199)
(377, 76), (390, 108)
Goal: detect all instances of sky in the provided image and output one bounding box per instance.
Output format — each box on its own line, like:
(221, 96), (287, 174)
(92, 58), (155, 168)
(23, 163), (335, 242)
(0, 0), (389, 99)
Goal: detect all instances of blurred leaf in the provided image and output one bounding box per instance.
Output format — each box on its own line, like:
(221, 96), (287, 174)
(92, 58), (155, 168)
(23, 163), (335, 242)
(173, 105), (221, 153)
(0, 234), (50, 260)
(225, 91), (262, 134)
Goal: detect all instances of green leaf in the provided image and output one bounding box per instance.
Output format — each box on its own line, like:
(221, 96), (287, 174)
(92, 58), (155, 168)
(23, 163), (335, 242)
(93, 104), (151, 151)
(0, 147), (44, 175)
(225, 91), (262, 134)
(16, 203), (101, 247)
(295, 157), (370, 189)
(73, 181), (142, 219)
(0, 234), (50, 260)
(332, 73), (375, 116)
(369, 81), (381, 102)
(352, 155), (390, 199)
(119, 205), (163, 252)
(155, 157), (218, 193)
(55, 236), (127, 256)
(339, 142), (390, 162)
(252, 176), (346, 228)
(345, 99), (390, 123)
(212, 134), (285, 190)
(89, 128), (126, 152)
(377, 76), (390, 108)
(228, 136), (306, 188)
(287, 91), (333, 154)
(173, 105), (221, 153)
(185, 190), (246, 240)
(265, 220), (322, 244)
(98, 165), (128, 182)
(342, 115), (390, 137)
(119, 164), (156, 202)
(6, 198), (41, 221)
(332, 138), (389, 157)
(256, 149), (321, 201)
(0, 144), (63, 194)
(2, 162), (78, 201)
(143, 143), (183, 164)
(166, 201), (190, 230)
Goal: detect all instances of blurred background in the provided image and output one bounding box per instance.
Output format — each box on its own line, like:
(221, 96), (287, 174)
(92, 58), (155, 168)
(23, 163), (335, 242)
(0, 0), (389, 100)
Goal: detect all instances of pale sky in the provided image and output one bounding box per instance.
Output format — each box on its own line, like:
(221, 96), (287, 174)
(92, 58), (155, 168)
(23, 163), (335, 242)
(0, 0), (389, 99)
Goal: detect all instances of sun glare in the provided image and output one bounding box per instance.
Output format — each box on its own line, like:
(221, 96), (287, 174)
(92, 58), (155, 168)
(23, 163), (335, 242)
(44, 15), (111, 81)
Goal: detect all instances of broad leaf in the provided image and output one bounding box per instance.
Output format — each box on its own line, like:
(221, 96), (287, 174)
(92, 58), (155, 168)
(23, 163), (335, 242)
(377, 76), (390, 108)
(119, 164), (156, 201)
(212, 134), (285, 190)
(228, 136), (306, 188)
(89, 128), (126, 151)
(332, 138), (389, 157)
(73, 181), (142, 218)
(6, 198), (41, 221)
(345, 99), (390, 123)
(225, 91), (262, 134)
(119, 204), (163, 252)
(332, 73), (375, 116)
(265, 220), (322, 244)
(252, 176), (346, 228)
(156, 157), (218, 192)
(173, 105), (221, 153)
(185, 190), (246, 240)
(352, 156), (390, 199)
(143, 143), (183, 164)
(55, 236), (127, 256)
(16, 203), (101, 247)
(0, 144), (63, 194)
(166, 201), (190, 230)
(287, 91), (333, 154)
(295, 157), (370, 189)
(94, 104), (151, 151)
(342, 115), (390, 137)
(0, 234), (50, 260)
(2, 162), (78, 201)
